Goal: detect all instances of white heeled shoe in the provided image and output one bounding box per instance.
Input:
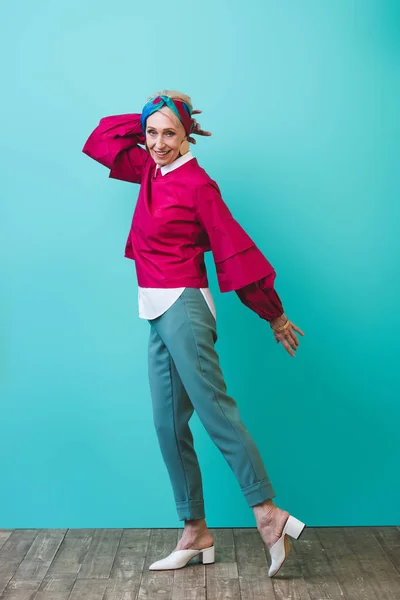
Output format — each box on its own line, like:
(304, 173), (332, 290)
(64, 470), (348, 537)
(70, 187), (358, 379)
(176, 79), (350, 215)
(267, 515), (305, 577)
(149, 544), (215, 570)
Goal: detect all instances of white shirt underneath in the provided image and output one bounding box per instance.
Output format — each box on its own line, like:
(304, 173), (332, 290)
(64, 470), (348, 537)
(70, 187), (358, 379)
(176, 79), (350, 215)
(138, 287), (216, 321)
(137, 152), (216, 321)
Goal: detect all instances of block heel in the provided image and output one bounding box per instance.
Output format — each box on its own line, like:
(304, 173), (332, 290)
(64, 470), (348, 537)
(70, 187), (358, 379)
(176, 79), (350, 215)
(201, 545), (215, 564)
(285, 515), (306, 540)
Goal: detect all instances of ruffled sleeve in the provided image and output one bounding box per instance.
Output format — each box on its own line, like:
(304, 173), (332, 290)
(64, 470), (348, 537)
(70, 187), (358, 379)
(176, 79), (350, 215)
(235, 273), (285, 322)
(82, 113), (151, 183)
(195, 181), (277, 292)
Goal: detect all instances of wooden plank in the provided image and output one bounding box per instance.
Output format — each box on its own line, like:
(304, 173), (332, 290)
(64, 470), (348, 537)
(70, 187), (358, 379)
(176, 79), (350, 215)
(373, 527), (400, 574)
(345, 527), (400, 600)
(205, 529), (240, 600)
(12, 530), (66, 582)
(31, 578), (76, 600)
(109, 529), (149, 581)
(0, 579), (41, 600)
(43, 529), (94, 580)
(172, 564), (206, 600)
(137, 529), (178, 600)
(78, 529), (122, 580)
(317, 526), (370, 600)
(291, 528), (345, 599)
(316, 526), (399, 600)
(0, 534), (12, 552)
(233, 528), (275, 600)
(68, 579), (107, 600)
(0, 531), (39, 596)
(107, 529), (150, 599)
(103, 580), (141, 600)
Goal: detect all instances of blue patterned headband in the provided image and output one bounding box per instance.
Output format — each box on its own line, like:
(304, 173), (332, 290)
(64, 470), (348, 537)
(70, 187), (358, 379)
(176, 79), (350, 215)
(140, 95), (193, 136)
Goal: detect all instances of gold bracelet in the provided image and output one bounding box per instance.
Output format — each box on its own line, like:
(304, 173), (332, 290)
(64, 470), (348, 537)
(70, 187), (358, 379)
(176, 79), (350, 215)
(272, 318), (291, 333)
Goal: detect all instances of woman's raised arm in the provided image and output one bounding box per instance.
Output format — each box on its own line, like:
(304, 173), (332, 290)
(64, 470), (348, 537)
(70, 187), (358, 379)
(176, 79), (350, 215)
(82, 113), (151, 184)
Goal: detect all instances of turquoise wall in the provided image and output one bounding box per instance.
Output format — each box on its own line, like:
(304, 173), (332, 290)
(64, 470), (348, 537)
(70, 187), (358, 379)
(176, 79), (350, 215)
(1, 0), (399, 527)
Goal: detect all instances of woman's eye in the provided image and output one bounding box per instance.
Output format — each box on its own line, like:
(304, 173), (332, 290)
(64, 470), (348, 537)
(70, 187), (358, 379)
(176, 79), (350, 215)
(147, 130), (174, 136)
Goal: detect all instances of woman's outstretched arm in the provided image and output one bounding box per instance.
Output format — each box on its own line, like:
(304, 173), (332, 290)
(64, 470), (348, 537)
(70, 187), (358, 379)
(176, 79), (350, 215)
(82, 113), (151, 183)
(194, 180), (292, 325)
(194, 180), (304, 354)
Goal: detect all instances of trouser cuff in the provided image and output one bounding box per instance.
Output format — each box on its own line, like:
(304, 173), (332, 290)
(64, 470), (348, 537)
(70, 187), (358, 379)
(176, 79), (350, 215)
(176, 499), (205, 521)
(242, 478), (276, 507)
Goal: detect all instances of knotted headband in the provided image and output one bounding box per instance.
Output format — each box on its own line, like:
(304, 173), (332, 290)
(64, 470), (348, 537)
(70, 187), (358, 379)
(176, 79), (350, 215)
(140, 95), (194, 137)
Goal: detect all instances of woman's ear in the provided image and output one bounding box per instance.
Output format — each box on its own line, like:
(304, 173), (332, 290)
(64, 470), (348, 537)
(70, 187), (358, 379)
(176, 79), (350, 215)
(179, 139), (190, 155)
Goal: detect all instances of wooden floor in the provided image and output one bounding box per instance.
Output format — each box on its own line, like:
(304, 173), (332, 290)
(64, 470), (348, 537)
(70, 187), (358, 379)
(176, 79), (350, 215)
(0, 527), (399, 599)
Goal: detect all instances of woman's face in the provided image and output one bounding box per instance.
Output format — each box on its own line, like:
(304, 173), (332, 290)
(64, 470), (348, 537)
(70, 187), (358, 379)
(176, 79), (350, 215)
(146, 110), (187, 166)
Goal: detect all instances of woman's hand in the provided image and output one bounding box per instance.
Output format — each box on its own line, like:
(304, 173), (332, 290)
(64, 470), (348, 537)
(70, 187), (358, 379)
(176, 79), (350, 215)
(270, 316), (305, 357)
(188, 109), (212, 144)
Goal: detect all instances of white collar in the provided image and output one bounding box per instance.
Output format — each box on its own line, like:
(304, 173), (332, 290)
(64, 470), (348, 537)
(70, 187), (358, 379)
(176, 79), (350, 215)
(154, 151), (194, 177)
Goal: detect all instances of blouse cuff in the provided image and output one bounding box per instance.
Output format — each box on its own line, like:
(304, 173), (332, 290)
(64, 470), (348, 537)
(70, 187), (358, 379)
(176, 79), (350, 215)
(235, 273), (284, 322)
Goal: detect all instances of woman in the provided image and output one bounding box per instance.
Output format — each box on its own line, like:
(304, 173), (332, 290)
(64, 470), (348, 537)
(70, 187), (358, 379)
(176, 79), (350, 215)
(82, 90), (305, 577)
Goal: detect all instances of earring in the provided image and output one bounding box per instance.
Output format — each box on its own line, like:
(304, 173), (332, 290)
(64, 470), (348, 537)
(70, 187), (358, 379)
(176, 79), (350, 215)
(179, 139), (190, 155)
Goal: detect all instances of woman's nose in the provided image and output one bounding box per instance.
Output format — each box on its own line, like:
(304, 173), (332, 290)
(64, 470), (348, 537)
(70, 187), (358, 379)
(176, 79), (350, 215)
(155, 136), (166, 147)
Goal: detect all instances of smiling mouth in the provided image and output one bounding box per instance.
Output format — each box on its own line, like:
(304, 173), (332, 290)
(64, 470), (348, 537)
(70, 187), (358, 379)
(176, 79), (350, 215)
(154, 150), (170, 156)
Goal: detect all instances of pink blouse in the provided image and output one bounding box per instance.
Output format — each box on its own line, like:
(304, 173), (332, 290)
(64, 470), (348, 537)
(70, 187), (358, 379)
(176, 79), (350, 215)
(82, 114), (285, 322)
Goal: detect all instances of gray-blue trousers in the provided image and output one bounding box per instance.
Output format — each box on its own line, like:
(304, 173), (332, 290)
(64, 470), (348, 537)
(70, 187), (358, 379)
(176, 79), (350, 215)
(147, 287), (275, 521)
